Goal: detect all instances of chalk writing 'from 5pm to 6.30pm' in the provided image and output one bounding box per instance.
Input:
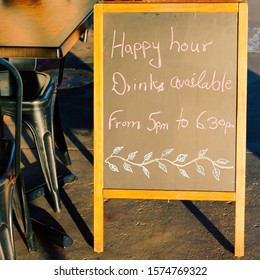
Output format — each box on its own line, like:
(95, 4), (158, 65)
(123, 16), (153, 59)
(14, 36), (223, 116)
(108, 109), (234, 135)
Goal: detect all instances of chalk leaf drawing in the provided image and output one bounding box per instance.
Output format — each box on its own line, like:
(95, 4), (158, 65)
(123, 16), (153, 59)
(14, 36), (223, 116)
(105, 147), (234, 181)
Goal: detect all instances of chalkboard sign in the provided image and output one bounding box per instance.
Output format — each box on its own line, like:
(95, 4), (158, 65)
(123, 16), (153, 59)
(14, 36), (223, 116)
(94, 2), (248, 256)
(103, 12), (237, 192)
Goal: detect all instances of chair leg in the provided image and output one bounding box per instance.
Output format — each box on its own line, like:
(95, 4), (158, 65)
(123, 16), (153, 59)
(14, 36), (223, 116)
(12, 174), (37, 252)
(24, 100), (62, 213)
(0, 180), (15, 260)
(0, 114), (4, 138)
(0, 224), (14, 260)
(82, 29), (89, 42)
(54, 98), (71, 166)
(54, 57), (71, 167)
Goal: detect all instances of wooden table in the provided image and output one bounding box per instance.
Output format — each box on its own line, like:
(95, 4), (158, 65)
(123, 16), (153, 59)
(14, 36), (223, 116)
(0, 0), (97, 59)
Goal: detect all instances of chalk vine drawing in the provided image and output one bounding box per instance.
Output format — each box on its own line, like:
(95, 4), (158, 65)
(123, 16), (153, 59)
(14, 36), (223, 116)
(105, 147), (234, 181)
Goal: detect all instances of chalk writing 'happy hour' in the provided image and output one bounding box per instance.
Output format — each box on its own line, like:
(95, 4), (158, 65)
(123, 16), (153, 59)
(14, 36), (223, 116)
(110, 27), (214, 68)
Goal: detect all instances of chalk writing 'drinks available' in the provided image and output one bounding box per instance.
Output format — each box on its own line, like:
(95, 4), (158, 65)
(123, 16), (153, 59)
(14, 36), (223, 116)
(111, 70), (232, 95)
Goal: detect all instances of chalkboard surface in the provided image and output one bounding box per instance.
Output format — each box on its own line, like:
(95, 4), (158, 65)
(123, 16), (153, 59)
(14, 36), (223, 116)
(102, 12), (238, 191)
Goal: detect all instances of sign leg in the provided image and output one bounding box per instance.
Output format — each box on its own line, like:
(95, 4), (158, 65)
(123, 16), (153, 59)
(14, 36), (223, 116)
(234, 193), (245, 257)
(94, 185), (104, 253)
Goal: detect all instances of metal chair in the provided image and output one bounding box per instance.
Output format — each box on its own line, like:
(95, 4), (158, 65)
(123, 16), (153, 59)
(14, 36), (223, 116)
(9, 58), (71, 167)
(1, 58), (67, 213)
(0, 58), (37, 259)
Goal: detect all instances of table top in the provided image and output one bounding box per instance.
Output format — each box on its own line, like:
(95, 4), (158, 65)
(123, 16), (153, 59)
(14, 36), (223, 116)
(0, 0), (97, 59)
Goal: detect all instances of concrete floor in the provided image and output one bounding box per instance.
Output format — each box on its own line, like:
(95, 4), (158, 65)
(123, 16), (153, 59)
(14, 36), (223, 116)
(8, 1), (260, 260)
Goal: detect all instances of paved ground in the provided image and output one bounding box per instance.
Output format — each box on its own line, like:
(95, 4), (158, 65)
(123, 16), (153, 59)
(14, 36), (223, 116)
(9, 1), (260, 260)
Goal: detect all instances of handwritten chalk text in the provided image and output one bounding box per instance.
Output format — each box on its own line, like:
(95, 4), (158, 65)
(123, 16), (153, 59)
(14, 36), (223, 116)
(112, 72), (165, 95)
(111, 70), (232, 95)
(170, 27), (214, 53)
(176, 108), (235, 134)
(170, 70), (232, 93)
(108, 110), (141, 130)
(110, 30), (162, 68)
(108, 110), (169, 135)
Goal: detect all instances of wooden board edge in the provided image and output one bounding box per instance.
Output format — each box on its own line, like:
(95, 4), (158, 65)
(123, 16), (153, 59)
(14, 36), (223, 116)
(95, 2), (239, 13)
(234, 1), (248, 258)
(104, 189), (236, 201)
(94, 3), (105, 253)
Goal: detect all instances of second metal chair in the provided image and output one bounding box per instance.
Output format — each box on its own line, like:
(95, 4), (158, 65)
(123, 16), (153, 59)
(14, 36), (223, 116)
(1, 58), (69, 213)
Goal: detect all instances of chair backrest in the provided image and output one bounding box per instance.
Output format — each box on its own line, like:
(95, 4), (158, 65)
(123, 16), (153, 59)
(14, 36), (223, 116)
(0, 58), (23, 176)
(8, 58), (36, 71)
(9, 58), (49, 98)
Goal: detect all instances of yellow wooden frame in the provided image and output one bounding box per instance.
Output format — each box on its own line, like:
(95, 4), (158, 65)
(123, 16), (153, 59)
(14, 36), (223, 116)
(94, 1), (248, 256)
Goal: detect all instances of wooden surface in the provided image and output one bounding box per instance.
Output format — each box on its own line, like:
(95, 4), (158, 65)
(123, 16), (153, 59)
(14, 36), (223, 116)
(0, 0), (97, 58)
